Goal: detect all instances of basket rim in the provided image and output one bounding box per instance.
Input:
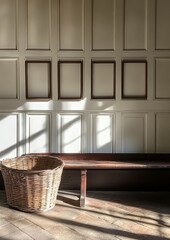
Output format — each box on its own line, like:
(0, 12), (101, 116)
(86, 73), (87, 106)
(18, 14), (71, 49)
(1, 155), (64, 174)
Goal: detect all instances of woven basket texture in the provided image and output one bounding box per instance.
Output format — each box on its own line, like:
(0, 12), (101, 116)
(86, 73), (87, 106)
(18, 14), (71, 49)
(1, 155), (64, 212)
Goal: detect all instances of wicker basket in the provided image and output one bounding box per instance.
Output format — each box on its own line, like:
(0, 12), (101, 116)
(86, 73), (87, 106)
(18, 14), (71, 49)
(1, 155), (64, 212)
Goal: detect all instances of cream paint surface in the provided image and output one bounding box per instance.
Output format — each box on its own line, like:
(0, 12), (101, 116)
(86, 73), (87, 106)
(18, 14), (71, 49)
(0, 0), (169, 158)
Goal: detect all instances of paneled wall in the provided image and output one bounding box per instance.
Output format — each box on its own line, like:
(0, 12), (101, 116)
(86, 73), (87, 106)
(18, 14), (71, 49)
(0, 0), (170, 159)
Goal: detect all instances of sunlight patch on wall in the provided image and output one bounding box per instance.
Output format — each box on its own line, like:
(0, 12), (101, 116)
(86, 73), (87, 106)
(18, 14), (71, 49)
(59, 114), (82, 153)
(92, 114), (113, 153)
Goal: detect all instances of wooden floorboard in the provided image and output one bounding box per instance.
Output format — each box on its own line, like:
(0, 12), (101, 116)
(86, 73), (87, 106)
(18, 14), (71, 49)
(0, 190), (170, 240)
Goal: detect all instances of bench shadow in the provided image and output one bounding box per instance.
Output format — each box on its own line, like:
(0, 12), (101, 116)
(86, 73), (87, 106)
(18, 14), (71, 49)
(57, 190), (80, 207)
(86, 191), (170, 214)
(58, 190), (170, 214)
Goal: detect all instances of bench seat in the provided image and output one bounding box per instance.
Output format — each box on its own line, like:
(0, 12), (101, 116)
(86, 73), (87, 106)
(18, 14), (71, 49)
(63, 160), (170, 169)
(24, 153), (170, 207)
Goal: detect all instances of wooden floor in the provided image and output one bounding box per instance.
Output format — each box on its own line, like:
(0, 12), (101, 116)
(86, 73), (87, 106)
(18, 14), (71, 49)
(0, 190), (170, 240)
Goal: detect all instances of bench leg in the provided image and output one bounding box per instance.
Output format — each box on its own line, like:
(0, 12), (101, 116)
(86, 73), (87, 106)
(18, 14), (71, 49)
(80, 169), (87, 207)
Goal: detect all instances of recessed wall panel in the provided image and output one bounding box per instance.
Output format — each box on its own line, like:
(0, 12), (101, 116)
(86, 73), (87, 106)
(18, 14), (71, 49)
(0, 59), (18, 99)
(91, 61), (115, 99)
(0, 0), (17, 49)
(92, 0), (115, 50)
(122, 61), (147, 99)
(155, 59), (170, 99)
(156, 0), (170, 49)
(156, 113), (170, 152)
(58, 61), (83, 99)
(26, 114), (51, 153)
(27, 0), (50, 50)
(0, 114), (18, 158)
(59, 0), (84, 50)
(92, 114), (114, 153)
(25, 61), (51, 99)
(59, 114), (82, 153)
(124, 0), (147, 50)
(122, 113), (147, 153)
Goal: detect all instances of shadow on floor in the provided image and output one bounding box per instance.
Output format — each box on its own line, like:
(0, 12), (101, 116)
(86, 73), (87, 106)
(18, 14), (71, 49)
(58, 190), (170, 214)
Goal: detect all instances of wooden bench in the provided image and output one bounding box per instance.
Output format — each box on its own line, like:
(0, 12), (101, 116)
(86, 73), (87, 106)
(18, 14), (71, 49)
(24, 153), (170, 207)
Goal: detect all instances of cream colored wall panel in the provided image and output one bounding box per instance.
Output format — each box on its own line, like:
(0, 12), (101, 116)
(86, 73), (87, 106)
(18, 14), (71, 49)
(91, 61), (115, 99)
(59, 0), (84, 50)
(0, 114), (18, 158)
(122, 113), (147, 152)
(0, 0), (17, 49)
(26, 61), (51, 99)
(0, 0), (169, 155)
(156, 113), (170, 152)
(91, 114), (114, 153)
(58, 61), (83, 99)
(92, 0), (115, 50)
(27, 0), (50, 50)
(59, 114), (82, 153)
(155, 58), (170, 99)
(0, 59), (18, 99)
(26, 114), (51, 153)
(156, 0), (170, 49)
(124, 0), (147, 50)
(122, 61), (147, 99)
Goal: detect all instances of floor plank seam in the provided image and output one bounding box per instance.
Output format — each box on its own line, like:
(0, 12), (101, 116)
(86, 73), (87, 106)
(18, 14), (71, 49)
(10, 221), (35, 240)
